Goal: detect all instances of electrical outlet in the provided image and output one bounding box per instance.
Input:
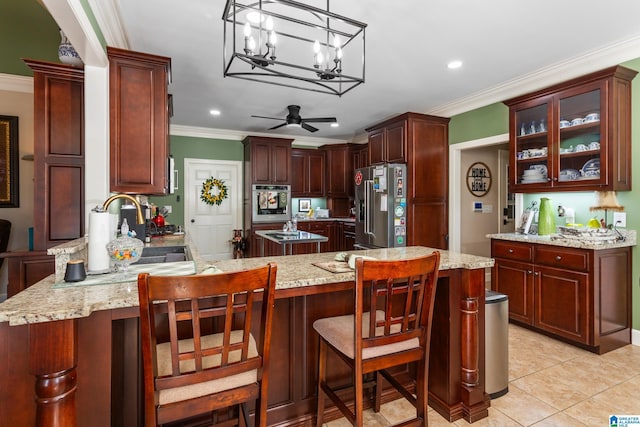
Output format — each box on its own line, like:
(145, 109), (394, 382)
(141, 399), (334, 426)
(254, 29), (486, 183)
(163, 205), (172, 214)
(613, 212), (626, 227)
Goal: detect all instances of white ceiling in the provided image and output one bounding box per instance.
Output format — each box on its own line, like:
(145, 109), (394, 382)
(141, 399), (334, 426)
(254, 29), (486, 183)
(111, 0), (640, 143)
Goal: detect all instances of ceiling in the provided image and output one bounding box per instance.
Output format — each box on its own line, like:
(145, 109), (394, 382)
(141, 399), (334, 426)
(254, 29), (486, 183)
(112, 0), (640, 143)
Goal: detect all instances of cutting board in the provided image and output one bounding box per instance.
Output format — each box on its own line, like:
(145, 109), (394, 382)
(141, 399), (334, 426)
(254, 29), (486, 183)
(312, 261), (352, 274)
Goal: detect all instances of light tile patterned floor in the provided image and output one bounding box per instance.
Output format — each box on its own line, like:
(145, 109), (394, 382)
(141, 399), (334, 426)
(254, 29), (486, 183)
(325, 324), (640, 427)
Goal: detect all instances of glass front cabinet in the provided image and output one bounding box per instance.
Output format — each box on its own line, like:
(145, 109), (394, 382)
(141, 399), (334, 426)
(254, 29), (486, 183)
(504, 66), (637, 193)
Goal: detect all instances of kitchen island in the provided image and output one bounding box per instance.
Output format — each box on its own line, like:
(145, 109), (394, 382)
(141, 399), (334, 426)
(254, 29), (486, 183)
(0, 236), (494, 426)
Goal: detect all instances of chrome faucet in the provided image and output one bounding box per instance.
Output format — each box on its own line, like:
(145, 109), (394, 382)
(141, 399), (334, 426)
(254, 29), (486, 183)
(102, 194), (145, 224)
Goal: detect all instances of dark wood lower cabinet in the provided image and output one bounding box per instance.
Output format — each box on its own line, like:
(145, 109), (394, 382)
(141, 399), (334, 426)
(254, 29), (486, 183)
(492, 239), (631, 354)
(0, 269), (488, 425)
(1, 251), (55, 298)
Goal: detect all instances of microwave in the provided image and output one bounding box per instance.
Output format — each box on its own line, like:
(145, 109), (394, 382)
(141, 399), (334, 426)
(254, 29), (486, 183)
(252, 184), (291, 223)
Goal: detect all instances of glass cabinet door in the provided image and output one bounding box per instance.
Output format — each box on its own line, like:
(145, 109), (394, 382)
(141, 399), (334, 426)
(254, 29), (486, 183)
(556, 84), (603, 187)
(513, 102), (550, 187)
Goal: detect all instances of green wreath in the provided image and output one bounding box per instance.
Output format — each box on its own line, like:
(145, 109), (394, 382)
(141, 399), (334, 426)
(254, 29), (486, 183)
(200, 177), (228, 206)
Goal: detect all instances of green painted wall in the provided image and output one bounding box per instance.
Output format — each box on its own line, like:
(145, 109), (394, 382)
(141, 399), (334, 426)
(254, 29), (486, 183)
(1, 0), (60, 76)
(449, 103), (509, 144)
(450, 57), (640, 331)
(148, 135), (243, 227)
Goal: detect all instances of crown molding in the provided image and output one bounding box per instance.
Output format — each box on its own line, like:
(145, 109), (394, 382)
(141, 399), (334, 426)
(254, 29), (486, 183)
(429, 34), (640, 117)
(0, 74), (33, 93)
(170, 124), (351, 147)
(88, 0), (129, 48)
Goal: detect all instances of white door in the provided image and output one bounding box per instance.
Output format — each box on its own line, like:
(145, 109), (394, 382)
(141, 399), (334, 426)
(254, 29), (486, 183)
(184, 158), (243, 261)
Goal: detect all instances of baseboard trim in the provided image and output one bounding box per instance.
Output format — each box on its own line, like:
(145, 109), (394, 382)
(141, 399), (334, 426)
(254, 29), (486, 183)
(632, 328), (640, 346)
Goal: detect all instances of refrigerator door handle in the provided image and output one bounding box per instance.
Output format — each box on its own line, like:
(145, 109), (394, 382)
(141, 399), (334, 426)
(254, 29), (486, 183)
(365, 180), (374, 236)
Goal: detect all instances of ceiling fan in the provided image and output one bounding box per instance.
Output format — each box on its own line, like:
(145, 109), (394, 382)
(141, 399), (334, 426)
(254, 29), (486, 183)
(251, 105), (337, 133)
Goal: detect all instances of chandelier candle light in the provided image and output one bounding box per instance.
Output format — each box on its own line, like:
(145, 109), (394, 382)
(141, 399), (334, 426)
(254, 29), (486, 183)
(223, 0), (366, 96)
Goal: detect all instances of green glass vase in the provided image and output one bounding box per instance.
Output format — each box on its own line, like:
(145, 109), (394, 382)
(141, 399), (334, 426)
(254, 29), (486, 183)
(538, 197), (556, 235)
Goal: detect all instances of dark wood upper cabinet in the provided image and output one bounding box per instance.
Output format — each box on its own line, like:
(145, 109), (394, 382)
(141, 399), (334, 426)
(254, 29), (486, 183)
(24, 59), (85, 251)
(504, 65), (637, 193)
(107, 46), (171, 195)
(291, 148), (325, 197)
(366, 121), (406, 165)
(322, 144), (350, 198)
(243, 136), (293, 186)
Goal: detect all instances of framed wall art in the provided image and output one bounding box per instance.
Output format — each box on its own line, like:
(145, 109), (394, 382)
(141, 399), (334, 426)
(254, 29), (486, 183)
(466, 161), (492, 197)
(0, 116), (19, 208)
(299, 198), (311, 212)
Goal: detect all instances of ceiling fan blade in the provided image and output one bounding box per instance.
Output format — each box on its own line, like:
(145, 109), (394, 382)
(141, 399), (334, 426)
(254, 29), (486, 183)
(269, 122), (288, 130)
(301, 117), (337, 123)
(301, 122), (318, 132)
(251, 115), (282, 121)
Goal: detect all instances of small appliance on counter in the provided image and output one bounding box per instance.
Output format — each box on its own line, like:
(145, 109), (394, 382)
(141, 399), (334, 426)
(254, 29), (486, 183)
(121, 204), (149, 242)
(354, 163), (407, 249)
(315, 208), (330, 219)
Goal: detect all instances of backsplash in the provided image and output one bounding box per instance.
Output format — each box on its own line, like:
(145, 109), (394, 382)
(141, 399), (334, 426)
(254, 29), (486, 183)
(523, 191), (629, 227)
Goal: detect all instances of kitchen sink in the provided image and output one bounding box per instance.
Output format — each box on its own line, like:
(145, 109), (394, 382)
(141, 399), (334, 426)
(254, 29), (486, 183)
(134, 245), (192, 265)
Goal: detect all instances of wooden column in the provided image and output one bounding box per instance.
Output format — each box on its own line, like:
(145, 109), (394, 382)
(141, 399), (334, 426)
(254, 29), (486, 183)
(459, 268), (489, 422)
(29, 319), (78, 426)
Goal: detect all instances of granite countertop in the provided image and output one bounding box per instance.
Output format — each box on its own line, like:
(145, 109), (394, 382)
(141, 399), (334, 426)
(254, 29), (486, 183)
(0, 238), (493, 326)
(487, 229), (636, 249)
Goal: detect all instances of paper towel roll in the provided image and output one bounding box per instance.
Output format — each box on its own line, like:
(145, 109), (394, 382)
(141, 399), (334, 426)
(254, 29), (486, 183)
(88, 210), (116, 273)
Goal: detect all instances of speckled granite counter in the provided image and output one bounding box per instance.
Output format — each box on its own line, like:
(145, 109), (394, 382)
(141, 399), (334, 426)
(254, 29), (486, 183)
(0, 241), (493, 326)
(487, 229), (636, 249)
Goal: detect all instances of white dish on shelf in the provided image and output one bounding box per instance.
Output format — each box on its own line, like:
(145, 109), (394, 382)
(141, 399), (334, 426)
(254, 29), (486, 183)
(559, 120), (571, 128)
(583, 113), (600, 122)
(529, 164), (547, 175)
(581, 159), (600, 177)
(520, 178), (547, 184)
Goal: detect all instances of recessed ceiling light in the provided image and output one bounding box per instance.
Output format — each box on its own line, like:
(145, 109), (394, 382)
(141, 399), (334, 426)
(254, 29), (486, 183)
(210, 109), (221, 116)
(331, 122), (339, 127)
(447, 60), (463, 69)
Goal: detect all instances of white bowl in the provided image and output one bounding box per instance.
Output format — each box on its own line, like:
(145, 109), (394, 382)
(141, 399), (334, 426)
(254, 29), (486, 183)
(571, 118), (584, 126)
(584, 113), (600, 122)
(559, 120), (571, 128)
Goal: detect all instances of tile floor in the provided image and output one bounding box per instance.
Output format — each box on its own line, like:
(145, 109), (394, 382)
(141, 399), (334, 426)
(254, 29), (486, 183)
(325, 324), (640, 427)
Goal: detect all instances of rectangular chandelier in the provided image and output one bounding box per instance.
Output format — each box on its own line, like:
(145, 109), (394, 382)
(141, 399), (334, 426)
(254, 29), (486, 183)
(222, 0), (366, 96)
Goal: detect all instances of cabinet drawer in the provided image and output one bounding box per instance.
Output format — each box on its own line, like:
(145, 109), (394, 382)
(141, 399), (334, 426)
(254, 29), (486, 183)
(535, 246), (589, 271)
(491, 240), (533, 262)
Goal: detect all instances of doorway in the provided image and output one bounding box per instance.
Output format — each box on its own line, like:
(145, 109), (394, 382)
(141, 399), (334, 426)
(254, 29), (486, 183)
(449, 133), (519, 255)
(184, 158), (243, 261)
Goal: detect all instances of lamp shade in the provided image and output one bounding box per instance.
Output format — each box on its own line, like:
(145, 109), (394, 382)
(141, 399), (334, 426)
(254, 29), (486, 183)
(589, 191), (624, 212)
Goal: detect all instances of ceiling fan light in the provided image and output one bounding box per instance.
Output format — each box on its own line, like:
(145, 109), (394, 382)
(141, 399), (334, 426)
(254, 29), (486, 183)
(330, 122), (339, 127)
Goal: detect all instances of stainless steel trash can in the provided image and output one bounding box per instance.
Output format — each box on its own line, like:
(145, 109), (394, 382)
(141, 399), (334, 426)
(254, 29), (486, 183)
(485, 290), (509, 398)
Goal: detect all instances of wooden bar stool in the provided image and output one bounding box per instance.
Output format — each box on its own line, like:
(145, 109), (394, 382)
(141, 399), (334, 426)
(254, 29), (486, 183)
(313, 252), (440, 427)
(137, 263), (277, 427)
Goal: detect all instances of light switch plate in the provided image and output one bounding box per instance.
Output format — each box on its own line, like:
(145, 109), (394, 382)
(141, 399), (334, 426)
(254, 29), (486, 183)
(613, 212), (626, 227)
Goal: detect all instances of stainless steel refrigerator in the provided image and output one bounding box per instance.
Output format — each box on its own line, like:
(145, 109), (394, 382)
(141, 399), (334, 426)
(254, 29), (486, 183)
(354, 164), (407, 249)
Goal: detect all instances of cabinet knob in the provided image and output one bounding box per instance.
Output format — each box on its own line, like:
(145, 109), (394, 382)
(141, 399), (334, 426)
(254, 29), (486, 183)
(191, 219), (195, 223)
(508, 249), (514, 253)
(534, 272), (539, 276)
(527, 270), (533, 274)
(555, 255), (562, 261)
